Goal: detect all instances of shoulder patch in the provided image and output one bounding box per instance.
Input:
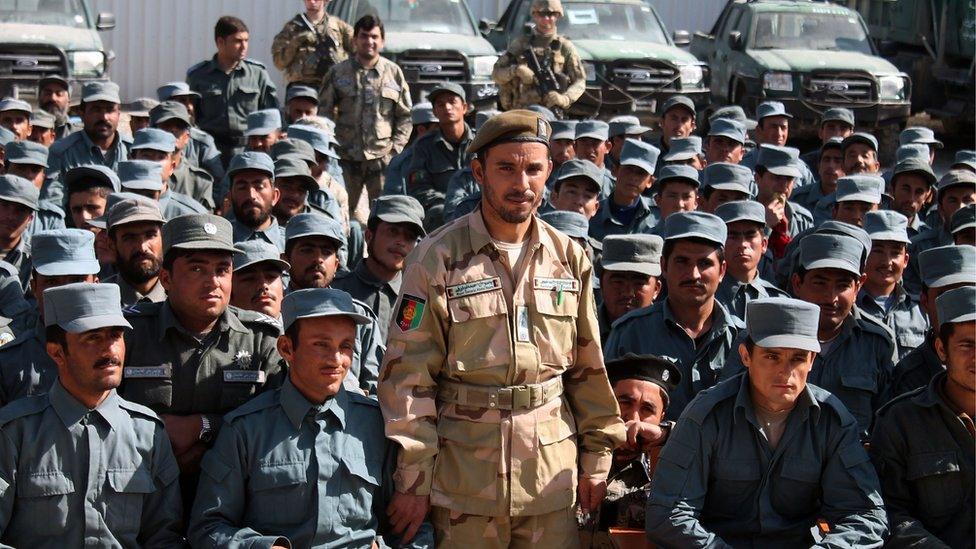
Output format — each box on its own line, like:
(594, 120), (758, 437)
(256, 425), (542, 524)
(224, 389), (279, 423)
(0, 394), (49, 426)
(395, 294), (426, 332)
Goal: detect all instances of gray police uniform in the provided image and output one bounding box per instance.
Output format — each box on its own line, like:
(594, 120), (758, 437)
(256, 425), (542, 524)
(588, 196), (660, 243)
(0, 318), (56, 407)
(0, 381), (185, 548)
(715, 276), (788, 323)
(158, 190), (208, 220)
(184, 127), (227, 182)
(870, 370), (975, 548)
(604, 299), (740, 418)
(889, 335), (943, 399)
(230, 217), (287, 252)
(856, 285), (928, 361)
(47, 130), (132, 175)
(646, 373), (887, 547)
(443, 167), (480, 223)
(103, 273), (167, 307)
(331, 261), (400, 345)
(188, 378), (431, 548)
(171, 161), (217, 212)
(406, 125), (474, 212)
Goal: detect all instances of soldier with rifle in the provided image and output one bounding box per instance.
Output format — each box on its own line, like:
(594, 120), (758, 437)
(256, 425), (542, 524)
(492, 0), (586, 116)
(272, 0), (354, 88)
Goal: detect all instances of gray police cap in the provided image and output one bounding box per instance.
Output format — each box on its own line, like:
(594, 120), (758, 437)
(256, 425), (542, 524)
(863, 210), (910, 244)
(540, 210), (589, 240)
(118, 160), (163, 191)
(150, 101), (192, 127)
(233, 239), (290, 273)
(274, 156), (318, 192)
(282, 288), (372, 330)
(370, 194), (426, 236)
(919, 245), (976, 288)
(660, 95), (695, 117)
(107, 196), (165, 230)
(820, 107), (855, 127)
(601, 234), (663, 277)
(937, 169), (976, 201)
(835, 175), (884, 204)
(0, 98), (31, 114)
(656, 164), (700, 189)
(555, 158), (603, 191)
(896, 143), (930, 164)
(716, 200), (765, 227)
(410, 102), (437, 126)
(271, 138), (316, 165)
(285, 212), (345, 246)
(756, 101), (792, 120)
(549, 120), (577, 141)
(757, 144), (802, 178)
(286, 124), (337, 158)
(87, 192), (151, 230)
(5, 140), (48, 168)
(124, 97), (158, 117)
(709, 105), (756, 130)
(935, 286), (976, 328)
(799, 233), (862, 276)
(820, 136), (844, 152)
(619, 138), (661, 175)
(43, 282), (131, 332)
(244, 109), (282, 137)
(842, 132), (878, 152)
(815, 221), (872, 267)
(900, 126), (943, 148)
(0, 174), (39, 210)
(428, 82), (466, 103)
(32, 229), (99, 276)
(162, 213), (240, 256)
(285, 85), (319, 104)
(950, 204), (976, 235)
(701, 162), (753, 195)
(156, 81), (200, 101)
(892, 158), (937, 187)
(81, 81), (120, 104)
(608, 115), (650, 138)
(228, 151), (275, 181)
(575, 120), (609, 141)
(664, 211), (727, 246)
(132, 127), (177, 152)
(662, 136), (703, 162)
(475, 109), (501, 132)
(746, 297), (821, 353)
(953, 150), (976, 171)
(707, 118), (746, 143)
(30, 110), (56, 130)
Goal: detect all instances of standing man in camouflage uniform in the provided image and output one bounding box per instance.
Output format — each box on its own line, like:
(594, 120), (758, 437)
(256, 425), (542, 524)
(187, 16), (279, 167)
(378, 110), (625, 547)
(492, 0), (585, 114)
(320, 15), (412, 220)
(272, 0), (354, 88)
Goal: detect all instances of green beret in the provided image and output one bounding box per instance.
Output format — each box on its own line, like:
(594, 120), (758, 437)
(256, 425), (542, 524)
(466, 110), (551, 157)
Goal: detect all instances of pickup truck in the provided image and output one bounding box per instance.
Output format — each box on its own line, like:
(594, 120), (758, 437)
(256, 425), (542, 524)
(482, 0), (709, 121)
(690, 0), (911, 155)
(327, 0), (499, 111)
(0, 0), (114, 103)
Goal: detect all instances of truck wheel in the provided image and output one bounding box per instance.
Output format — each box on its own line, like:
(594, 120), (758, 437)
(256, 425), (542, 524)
(876, 123), (902, 166)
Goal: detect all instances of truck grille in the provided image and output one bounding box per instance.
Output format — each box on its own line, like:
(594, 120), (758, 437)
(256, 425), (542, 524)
(398, 51), (467, 84)
(0, 43), (68, 102)
(609, 61), (679, 92)
(802, 73), (876, 104)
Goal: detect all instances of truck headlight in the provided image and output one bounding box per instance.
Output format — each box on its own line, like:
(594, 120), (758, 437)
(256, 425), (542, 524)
(68, 50), (106, 77)
(763, 72), (793, 92)
(878, 75), (908, 100)
(471, 56), (498, 78)
(678, 64), (705, 88)
(582, 61), (597, 83)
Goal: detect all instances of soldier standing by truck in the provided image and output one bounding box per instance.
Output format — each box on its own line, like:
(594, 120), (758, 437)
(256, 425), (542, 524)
(492, 0), (585, 115)
(271, 0), (354, 89)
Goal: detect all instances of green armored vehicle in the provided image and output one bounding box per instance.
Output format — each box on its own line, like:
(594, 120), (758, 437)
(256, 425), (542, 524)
(327, 0), (500, 111)
(691, 0), (911, 150)
(482, 0), (709, 120)
(0, 0), (114, 102)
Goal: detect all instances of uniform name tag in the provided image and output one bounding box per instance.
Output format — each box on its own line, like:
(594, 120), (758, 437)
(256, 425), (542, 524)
(223, 370), (267, 384)
(124, 366), (172, 379)
(447, 277), (502, 299)
(533, 277), (580, 293)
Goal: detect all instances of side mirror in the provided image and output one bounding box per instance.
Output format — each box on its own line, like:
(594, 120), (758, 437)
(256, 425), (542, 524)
(96, 12), (115, 30)
(727, 30), (743, 50)
(672, 30), (691, 46)
(479, 18), (495, 34)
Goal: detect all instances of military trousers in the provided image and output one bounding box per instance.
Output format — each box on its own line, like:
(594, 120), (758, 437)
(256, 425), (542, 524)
(431, 505), (580, 549)
(341, 157), (387, 225)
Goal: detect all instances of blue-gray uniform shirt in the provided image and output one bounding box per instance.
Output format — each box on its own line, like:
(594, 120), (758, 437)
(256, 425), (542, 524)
(184, 127), (227, 182)
(588, 195), (660, 244)
(330, 260), (400, 345)
(646, 373), (887, 548)
(0, 319), (56, 407)
(905, 213), (928, 238)
(856, 285), (928, 360)
(903, 226), (953, 298)
(783, 200), (814, 238)
(186, 57), (279, 149)
(188, 378), (432, 549)
(1, 235), (30, 291)
(171, 161), (217, 212)
(47, 130), (131, 175)
(25, 199), (66, 239)
(230, 217), (286, 251)
(444, 167), (480, 223)
(869, 371), (974, 549)
(383, 145), (414, 196)
(604, 299), (740, 418)
(0, 381), (185, 548)
(722, 307), (896, 439)
(741, 146), (817, 188)
(406, 125), (474, 210)
(889, 334), (943, 399)
(159, 189), (208, 220)
(715, 274), (789, 324)
(790, 181), (831, 218)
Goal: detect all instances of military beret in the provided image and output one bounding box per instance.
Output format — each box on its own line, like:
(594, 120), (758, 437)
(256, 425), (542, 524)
(605, 353), (680, 399)
(466, 110), (551, 156)
(282, 288), (372, 331)
(43, 282), (130, 332)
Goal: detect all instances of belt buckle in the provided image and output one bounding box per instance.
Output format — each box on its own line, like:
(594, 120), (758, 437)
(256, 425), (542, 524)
(511, 386), (531, 410)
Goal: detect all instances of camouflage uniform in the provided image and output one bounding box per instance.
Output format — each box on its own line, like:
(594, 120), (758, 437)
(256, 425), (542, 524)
(378, 208), (625, 543)
(492, 34), (585, 112)
(319, 57), (412, 218)
(271, 12), (354, 87)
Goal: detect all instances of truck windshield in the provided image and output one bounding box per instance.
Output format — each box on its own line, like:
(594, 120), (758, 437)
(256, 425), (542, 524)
(750, 11), (873, 54)
(0, 0), (90, 28)
(558, 2), (668, 43)
(354, 0), (477, 35)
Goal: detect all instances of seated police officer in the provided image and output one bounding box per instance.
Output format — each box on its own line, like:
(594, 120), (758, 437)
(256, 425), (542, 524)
(647, 297), (887, 547)
(189, 288), (432, 548)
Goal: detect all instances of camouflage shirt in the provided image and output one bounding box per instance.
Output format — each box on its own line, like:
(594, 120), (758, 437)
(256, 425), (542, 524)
(377, 207), (625, 517)
(319, 56), (413, 162)
(271, 12), (354, 87)
(492, 33), (586, 111)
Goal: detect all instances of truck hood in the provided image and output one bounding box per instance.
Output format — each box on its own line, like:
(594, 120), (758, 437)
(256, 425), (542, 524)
(385, 32), (496, 56)
(748, 49), (900, 74)
(573, 39), (700, 64)
(0, 23), (100, 51)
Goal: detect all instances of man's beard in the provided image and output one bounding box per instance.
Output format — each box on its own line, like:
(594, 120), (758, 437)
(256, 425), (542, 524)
(483, 184), (538, 224)
(118, 253), (161, 284)
(235, 201), (272, 228)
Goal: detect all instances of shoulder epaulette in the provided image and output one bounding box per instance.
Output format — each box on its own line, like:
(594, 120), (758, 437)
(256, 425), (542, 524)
(190, 128), (216, 145)
(48, 131), (82, 154)
(877, 384), (927, 417)
(0, 394), (49, 426)
(610, 301), (660, 329)
(856, 308), (897, 343)
(234, 307), (282, 329)
(224, 389), (279, 423)
(124, 300), (163, 318)
(186, 60), (209, 76)
(117, 398), (164, 423)
(243, 58), (267, 69)
(0, 330), (40, 352)
(681, 375), (740, 424)
(347, 390), (380, 408)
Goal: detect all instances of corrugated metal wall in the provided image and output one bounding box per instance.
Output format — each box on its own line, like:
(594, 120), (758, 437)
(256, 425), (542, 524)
(90, 0), (725, 101)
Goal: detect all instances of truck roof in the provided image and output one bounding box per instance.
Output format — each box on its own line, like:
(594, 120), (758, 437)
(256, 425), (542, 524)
(560, 0), (647, 5)
(735, 0), (855, 15)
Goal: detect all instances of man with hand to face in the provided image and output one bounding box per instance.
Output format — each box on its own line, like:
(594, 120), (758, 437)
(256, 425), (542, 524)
(715, 200), (786, 322)
(647, 297), (887, 548)
(597, 234), (663, 344)
(231, 240), (290, 325)
(754, 144), (813, 255)
(589, 139), (660, 242)
(0, 283), (185, 548)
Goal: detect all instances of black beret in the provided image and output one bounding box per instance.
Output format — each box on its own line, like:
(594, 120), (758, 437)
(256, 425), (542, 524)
(606, 353), (681, 397)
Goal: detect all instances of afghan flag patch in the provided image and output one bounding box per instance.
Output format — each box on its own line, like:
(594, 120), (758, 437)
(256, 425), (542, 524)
(396, 294), (427, 332)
